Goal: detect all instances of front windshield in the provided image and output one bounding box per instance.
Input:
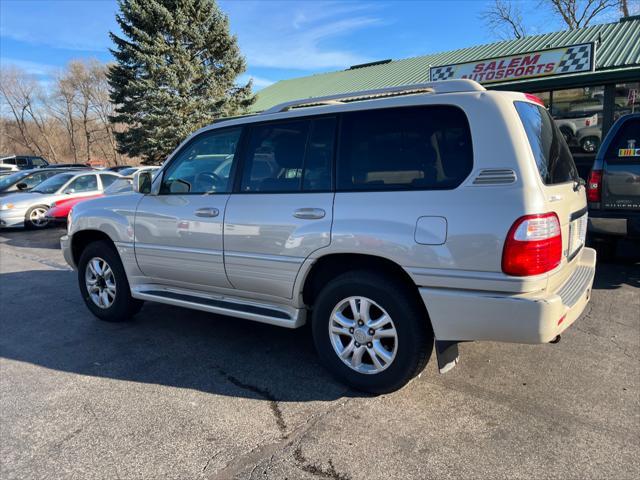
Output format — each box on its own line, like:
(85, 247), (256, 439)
(31, 173), (75, 194)
(0, 171), (30, 190)
(104, 178), (133, 194)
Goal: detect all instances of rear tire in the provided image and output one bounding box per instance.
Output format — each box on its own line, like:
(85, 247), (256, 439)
(311, 270), (432, 394)
(559, 126), (574, 144)
(581, 136), (600, 153)
(78, 240), (143, 322)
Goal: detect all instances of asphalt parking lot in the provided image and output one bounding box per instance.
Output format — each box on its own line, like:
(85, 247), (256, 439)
(1, 227), (638, 480)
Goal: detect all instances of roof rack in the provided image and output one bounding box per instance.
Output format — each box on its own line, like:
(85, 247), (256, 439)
(262, 79), (484, 115)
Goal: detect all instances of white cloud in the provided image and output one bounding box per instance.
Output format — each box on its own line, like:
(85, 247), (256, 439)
(0, 58), (59, 76)
(223, 1), (385, 70)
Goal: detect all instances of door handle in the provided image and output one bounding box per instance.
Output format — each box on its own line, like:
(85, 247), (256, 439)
(194, 207), (220, 218)
(293, 208), (326, 220)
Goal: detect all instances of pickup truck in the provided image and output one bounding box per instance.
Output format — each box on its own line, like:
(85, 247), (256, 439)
(554, 112), (598, 145)
(586, 113), (640, 258)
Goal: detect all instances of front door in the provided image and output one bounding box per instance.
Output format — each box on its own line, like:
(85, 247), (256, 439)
(224, 117), (336, 299)
(135, 127), (242, 291)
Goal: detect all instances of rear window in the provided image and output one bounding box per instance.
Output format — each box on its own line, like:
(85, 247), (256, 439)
(604, 117), (640, 162)
(515, 101), (579, 185)
(336, 106), (473, 191)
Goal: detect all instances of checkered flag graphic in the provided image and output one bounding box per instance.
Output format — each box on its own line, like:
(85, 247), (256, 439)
(430, 66), (455, 81)
(557, 45), (591, 73)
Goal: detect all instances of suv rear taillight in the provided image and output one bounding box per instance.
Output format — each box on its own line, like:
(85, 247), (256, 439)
(502, 213), (562, 276)
(586, 169), (602, 202)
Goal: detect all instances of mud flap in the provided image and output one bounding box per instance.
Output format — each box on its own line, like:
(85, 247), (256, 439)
(435, 340), (459, 374)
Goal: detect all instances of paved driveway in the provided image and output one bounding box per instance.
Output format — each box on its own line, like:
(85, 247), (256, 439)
(1, 227), (638, 480)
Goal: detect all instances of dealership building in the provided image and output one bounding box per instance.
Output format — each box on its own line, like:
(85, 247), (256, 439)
(253, 16), (640, 158)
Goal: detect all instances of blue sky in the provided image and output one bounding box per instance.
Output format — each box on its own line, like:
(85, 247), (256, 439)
(0, 0), (626, 90)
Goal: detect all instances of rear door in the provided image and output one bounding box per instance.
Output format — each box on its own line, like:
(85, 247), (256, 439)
(601, 116), (640, 211)
(224, 117), (336, 299)
(515, 101), (587, 267)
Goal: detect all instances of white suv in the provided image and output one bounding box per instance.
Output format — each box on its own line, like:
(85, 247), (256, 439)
(61, 80), (596, 393)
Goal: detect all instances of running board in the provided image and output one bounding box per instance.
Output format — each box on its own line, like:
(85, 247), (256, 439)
(133, 288), (305, 328)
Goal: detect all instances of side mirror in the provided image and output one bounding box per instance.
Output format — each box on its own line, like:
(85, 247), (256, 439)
(16, 182), (28, 190)
(135, 171), (152, 194)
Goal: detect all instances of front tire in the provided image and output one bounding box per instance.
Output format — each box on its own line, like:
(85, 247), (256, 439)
(78, 240), (143, 322)
(311, 270), (432, 394)
(24, 205), (50, 229)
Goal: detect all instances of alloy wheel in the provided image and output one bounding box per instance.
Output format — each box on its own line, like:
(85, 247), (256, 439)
(328, 296), (398, 375)
(85, 257), (117, 309)
(29, 207), (49, 227)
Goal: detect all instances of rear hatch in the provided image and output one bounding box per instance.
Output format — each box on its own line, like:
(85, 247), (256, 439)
(515, 100), (587, 290)
(601, 116), (640, 211)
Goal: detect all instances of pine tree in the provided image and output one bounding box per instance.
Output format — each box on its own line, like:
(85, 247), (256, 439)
(108, 0), (254, 163)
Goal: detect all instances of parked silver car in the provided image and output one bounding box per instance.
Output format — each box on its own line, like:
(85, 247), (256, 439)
(0, 171), (120, 229)
(62, 80), (596, 393)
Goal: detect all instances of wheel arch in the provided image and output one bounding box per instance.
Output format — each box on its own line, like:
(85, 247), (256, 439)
(300, 253), (430, 324)
(71, 229), (117, 266)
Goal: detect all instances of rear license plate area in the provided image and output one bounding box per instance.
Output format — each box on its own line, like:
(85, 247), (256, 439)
(567, 213), (587, 260)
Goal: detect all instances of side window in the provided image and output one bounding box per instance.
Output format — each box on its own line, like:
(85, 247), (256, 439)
(241, 120), (310, 192)
(16, 158), (29, 167)
(99, 174), (119, 188)
(3, 158), (16, 165)
(23, 171), (50, 188)
(337, 106), (473, 191)
(64, 174), (98, 193)
(605, 118), (640, 161)
(31, 157), (47, 167)
(161, 128), (241, 194)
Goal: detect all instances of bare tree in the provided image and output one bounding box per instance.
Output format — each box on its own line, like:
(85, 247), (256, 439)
(481, 0), (528, 39)
(547, 0), (619, 29)
(0, 67), (58, 160)
(86, 61), (121, 165)
(619, 0), (630, 16)
(51, 73), (80, 163)
(482, 0), (629, 38)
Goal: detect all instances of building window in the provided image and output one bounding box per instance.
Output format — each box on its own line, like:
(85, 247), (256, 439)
(614, 82), (640, 120)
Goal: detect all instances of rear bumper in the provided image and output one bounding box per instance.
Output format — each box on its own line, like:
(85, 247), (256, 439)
(588, 210), (640, 239)
(419, 247), (596, 344)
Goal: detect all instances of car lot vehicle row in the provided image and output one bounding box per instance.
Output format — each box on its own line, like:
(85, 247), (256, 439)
(61, 80), (596, 393)
(46, 167), (161, 224)
(0, 171), (122, 229)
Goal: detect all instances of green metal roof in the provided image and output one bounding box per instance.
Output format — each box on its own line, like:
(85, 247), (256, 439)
(252, 17), (640, 112)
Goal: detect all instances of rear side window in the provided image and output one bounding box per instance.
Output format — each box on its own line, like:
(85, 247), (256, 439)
(336, 106), (473, 191)
(64, 174), (98, 193)
(31, 157), (47, 167)
(515, 101), (579, 185)
(99, 174), (119, 188)
(241, 117), (335, 193)
(604, 117), (640, 162)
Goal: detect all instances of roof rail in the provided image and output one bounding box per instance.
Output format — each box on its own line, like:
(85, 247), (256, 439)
(262, 79), (484, 115)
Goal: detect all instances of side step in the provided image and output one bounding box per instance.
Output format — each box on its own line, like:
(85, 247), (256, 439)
(133, 288), (305, 328)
